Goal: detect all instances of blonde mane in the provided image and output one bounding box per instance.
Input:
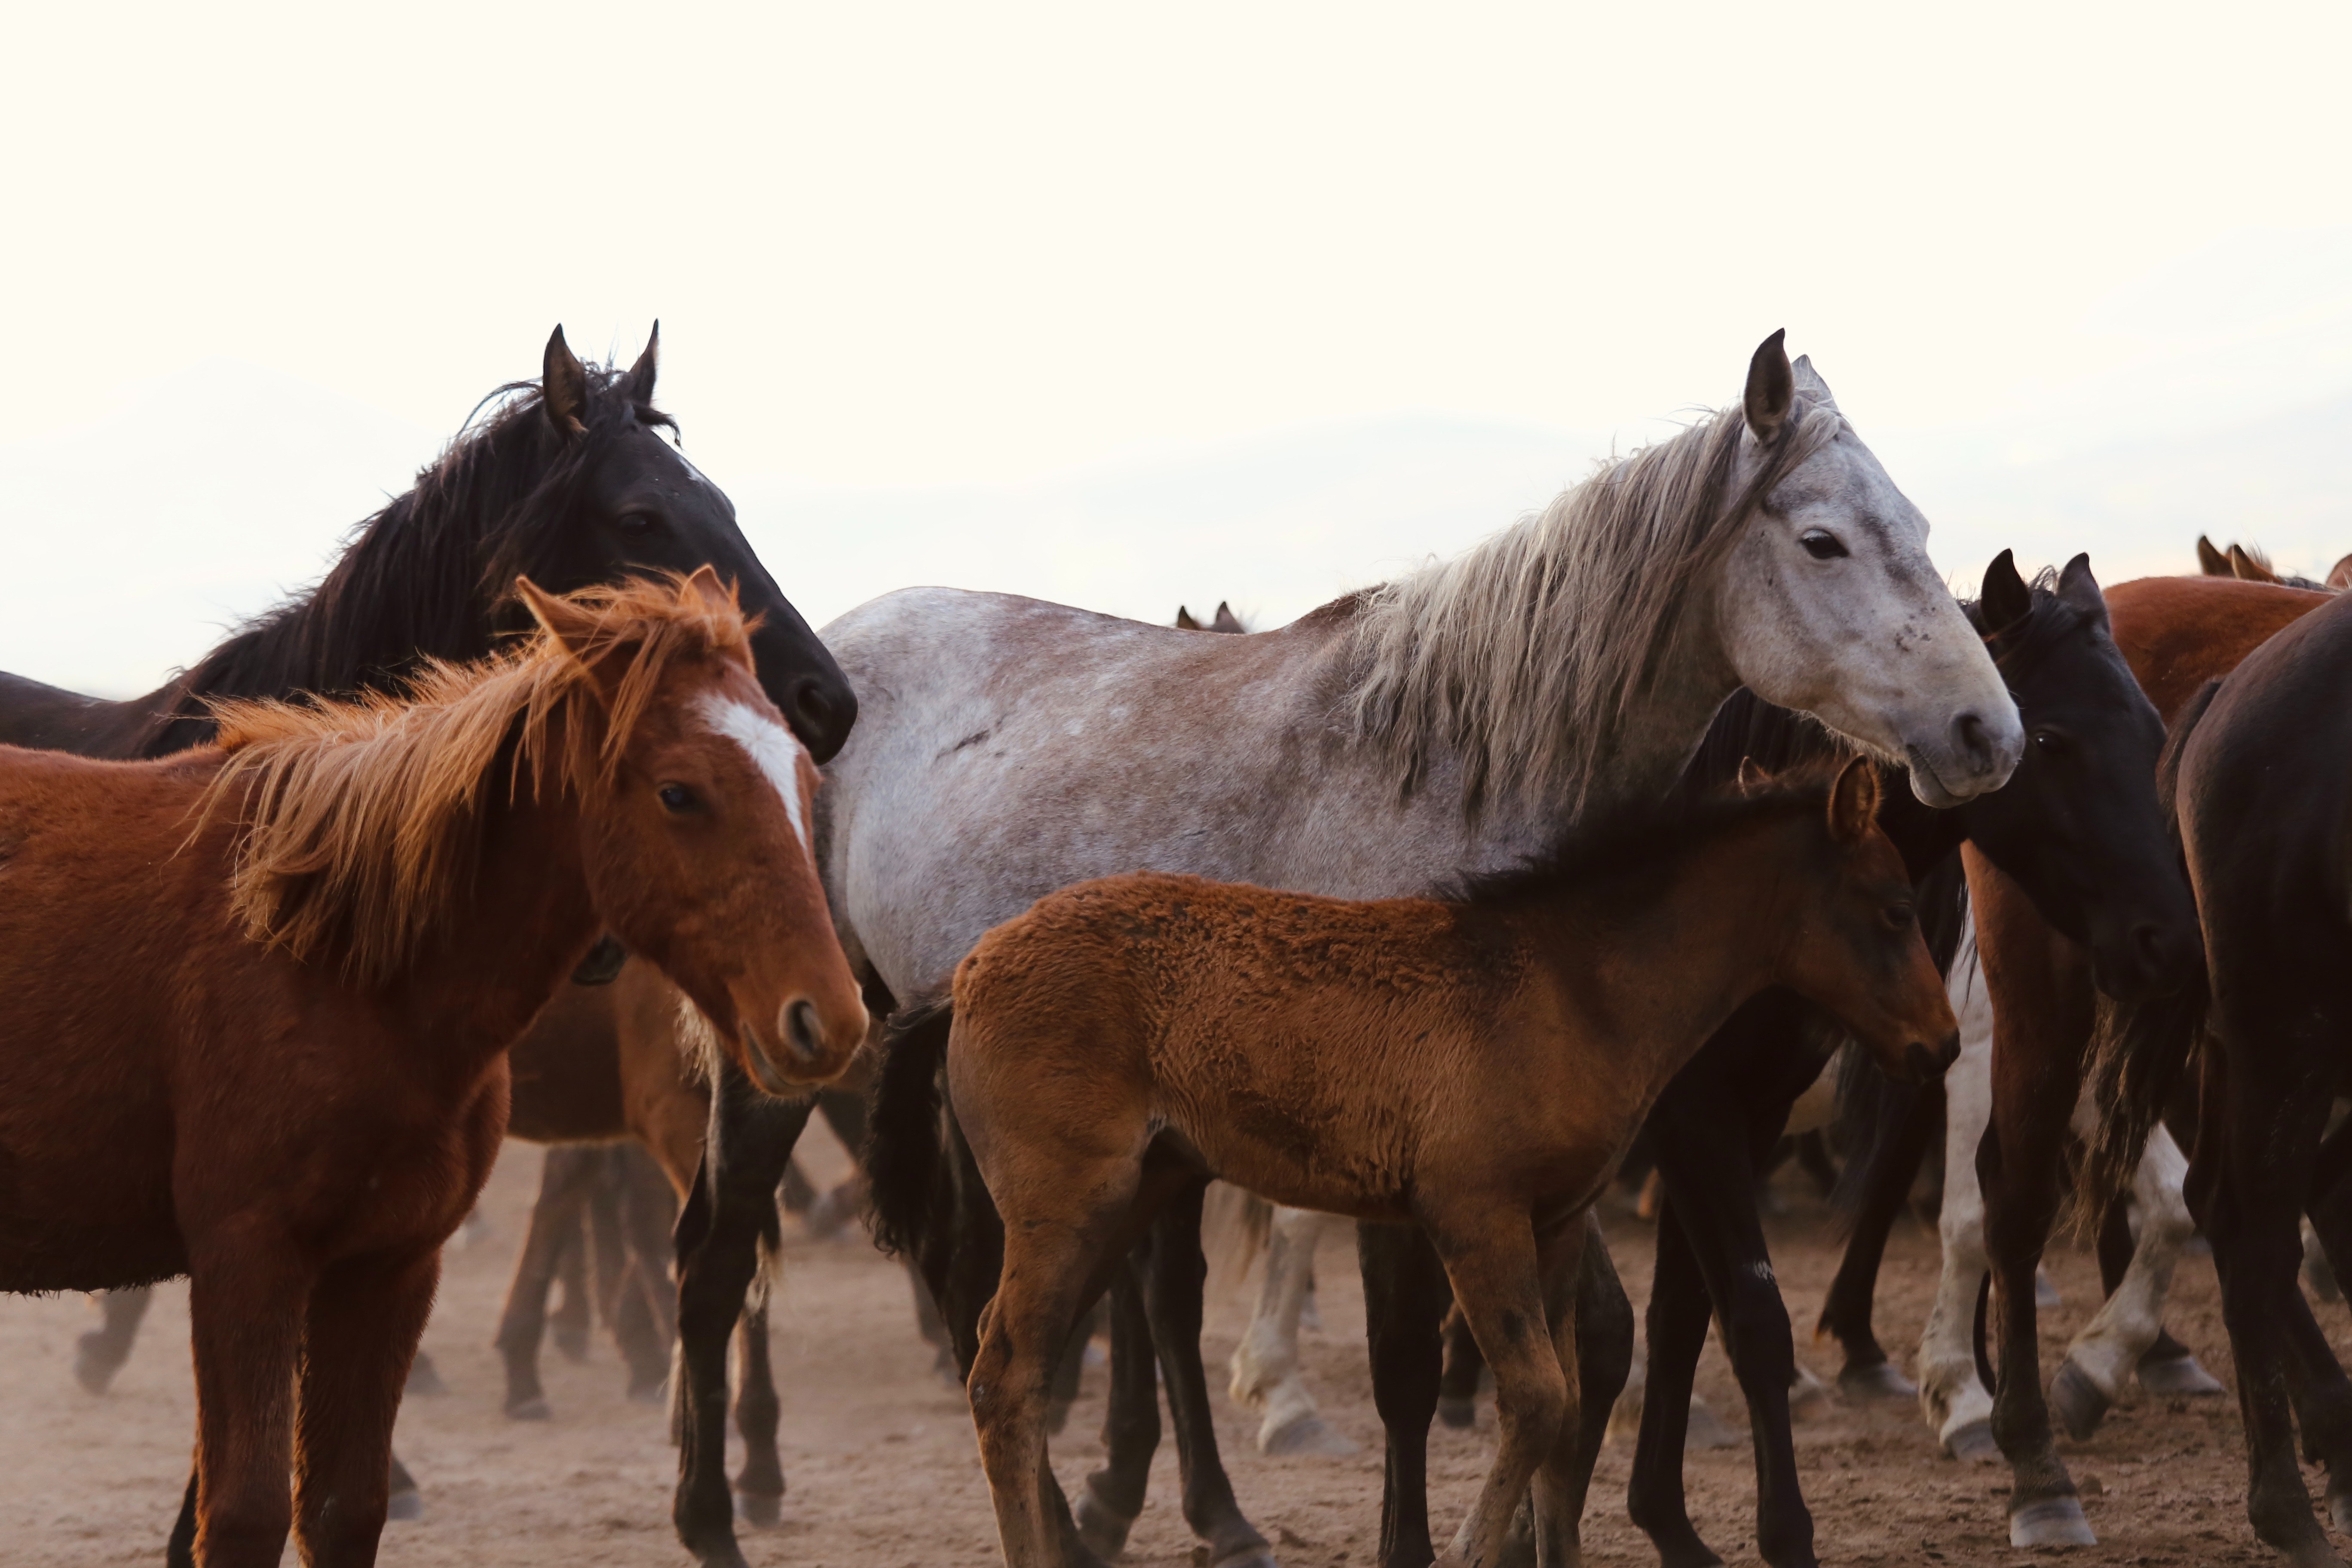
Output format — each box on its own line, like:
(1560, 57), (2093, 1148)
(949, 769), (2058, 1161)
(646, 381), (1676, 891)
(193, 574), (754, 983)
(1348, 396), (1842, 819)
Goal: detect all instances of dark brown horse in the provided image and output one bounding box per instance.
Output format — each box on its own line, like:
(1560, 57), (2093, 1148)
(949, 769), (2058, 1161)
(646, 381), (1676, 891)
(0, 572), (867, 1568)
(872, 758), (1956, 1568)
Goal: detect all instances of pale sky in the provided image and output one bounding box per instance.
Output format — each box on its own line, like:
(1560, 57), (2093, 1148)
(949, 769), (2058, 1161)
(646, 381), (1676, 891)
(6, 2), (2351, 692)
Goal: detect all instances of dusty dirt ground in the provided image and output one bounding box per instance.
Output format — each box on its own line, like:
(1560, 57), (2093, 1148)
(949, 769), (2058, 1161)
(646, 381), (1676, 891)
(0, 1123), (2324, 1567)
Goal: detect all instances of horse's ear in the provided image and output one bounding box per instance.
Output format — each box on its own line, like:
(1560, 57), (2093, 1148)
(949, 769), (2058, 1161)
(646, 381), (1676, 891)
(2055, 553), (2108, 626)
(1175, 606), (1201, 630)
(1744, 329), (1794, 445)
(1789, 354), (1840, 414)
(681, 564), (736, 614)
(1827, 755), (1880, 845)
(2228, 544), (2281, 585)
(516, 576), (604, 665)
(2328, 552), (2352, 592)
(1978, 549), (2033, 635)
(543, 327), (589, 439)
(1212, 601), (1245, 634)
(2196, 535), (2231, 577)
(1736, 756), (1775, 793)
(622, 321), (659, 405)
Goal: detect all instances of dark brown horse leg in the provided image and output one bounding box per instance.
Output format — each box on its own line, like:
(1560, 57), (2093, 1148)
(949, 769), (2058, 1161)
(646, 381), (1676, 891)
(1815, 1079), (1940, 1399)
(732, 1296), (785, 1525)
(1359, 1219), (1453, 1568)
(75, 1286), (153, 1394)
(292, 1247), (439, 1566)
(1138, 1179), (1276, 1568)
(1625, 1200), (1725, 1568)
(183, 1253), (308, 1568)
(495, 1145), (603, 1420)
(1076, 1268), (1161, 1559)
(672, 1066), (815, 1568)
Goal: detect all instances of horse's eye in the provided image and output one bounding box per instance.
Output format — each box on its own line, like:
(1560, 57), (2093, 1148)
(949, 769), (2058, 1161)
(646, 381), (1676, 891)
(1883, 902), (1915, 932)
(2033, 729), (2067, 756)
(1799, 529), (1849, 560)
(658, 783), (698, 813)
(617, 511), (658, 537)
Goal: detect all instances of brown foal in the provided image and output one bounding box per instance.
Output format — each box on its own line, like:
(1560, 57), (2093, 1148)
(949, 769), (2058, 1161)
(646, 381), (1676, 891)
(914, 757), (1955, 1568)
(0, 569), (865, 1567)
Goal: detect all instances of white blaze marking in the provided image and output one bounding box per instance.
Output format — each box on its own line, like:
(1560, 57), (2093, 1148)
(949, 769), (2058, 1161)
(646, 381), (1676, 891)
(698, 694), (812, 851)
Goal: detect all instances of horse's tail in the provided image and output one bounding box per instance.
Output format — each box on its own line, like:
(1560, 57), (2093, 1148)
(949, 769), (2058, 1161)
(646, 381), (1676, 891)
(2077, 680), (2220, 1231)
(864, 995), (956, 1261)
(1203, 1182), (1276, 1300)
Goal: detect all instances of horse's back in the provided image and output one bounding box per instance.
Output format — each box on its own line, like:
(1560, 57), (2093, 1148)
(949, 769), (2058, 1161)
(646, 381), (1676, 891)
(0, 668), (160, 757)
(2104, 576), (2328, 724)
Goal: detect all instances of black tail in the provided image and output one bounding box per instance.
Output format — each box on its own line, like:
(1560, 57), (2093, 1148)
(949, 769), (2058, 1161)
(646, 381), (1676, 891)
(863, 996), (955, 1261)
(2077, 680), (2218, 1230)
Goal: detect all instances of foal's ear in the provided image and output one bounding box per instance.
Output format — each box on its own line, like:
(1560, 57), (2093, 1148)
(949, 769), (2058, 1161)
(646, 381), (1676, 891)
(1175, 606), (1201, 630)
(1827, 756), (1880, 844)
(680, 564), (738, 616)
(1211, 601), (1246, 634)
(2328, 552), (2352, 592)
(2228, 543), (2281, 585)
(517, 575), (605, 665)
(543, 326), (589, 439)
(2196, 535), (2232, 577)
(622, 321), (659, 406)
(1744, 329), (1794, 445)
(1978, 548), (2033, 636)
(2055, 553), (2108, 626)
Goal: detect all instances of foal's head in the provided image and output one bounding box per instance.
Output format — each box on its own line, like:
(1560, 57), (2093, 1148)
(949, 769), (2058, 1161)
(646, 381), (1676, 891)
(1770, 757), (1960, 1084)
(517, 570), (869, 1089)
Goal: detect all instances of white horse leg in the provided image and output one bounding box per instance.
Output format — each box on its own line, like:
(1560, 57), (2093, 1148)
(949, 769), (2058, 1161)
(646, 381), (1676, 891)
(1918, 929), (2000, 1461)
(1227, 1207), (1356, 1455)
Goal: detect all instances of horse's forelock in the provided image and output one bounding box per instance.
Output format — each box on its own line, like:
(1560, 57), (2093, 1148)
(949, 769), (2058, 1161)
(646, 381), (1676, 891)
(1347, 393), (1842, 821)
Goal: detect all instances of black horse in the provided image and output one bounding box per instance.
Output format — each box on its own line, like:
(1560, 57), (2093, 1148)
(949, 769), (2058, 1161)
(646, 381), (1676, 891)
(2088, 588), (2352, 1566)
(0, 323), (855, 1565)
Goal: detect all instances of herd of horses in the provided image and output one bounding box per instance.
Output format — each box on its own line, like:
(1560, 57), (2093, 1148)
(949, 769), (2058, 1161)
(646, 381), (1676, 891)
(3, 322), (2351, 1567)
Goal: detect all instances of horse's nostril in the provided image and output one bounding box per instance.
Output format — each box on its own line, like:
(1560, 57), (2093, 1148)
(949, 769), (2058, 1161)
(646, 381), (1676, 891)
(784, 1000), (822, 1062)
(789, 678), (857, 762)
(1936, 1033), (1961, 1070)
(1954, 710), (1992, 769)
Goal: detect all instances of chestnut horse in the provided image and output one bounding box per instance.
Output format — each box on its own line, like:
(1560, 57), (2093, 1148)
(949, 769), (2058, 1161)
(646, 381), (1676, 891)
(0, 570), (866, 1568)
(871, 759), (1957, 1568)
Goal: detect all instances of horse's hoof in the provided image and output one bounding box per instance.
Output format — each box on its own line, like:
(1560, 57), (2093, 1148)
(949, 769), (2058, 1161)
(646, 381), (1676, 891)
(1075, 1485), (1137, 1559)
(1942, 1419), (2001, 1463)
(1207, 1545), (1280, 1568)
(2138, 1351), (2225, 1397)
(1437, 1394), (1478, 1429)
(1838, 1361), (1917, 1402)
(2331, 1488), (2352, 1538)
(2050, 1360), (2113, 1442)
(735, 1489), (783, 1528)
(2034, 1269), (2062, 1309)
(505, 1396), (554, 1421)
(553, 1329), (591, 1363)
(2009, 1496), (2095, 1548)
(1259, 1413), (1358, 1456)
(1684, 1398), (1744, 1452)
(404, 1355), (449, 1398)
(1789, 1364), (1833, 1417)
(386, 1488), (424, 1523)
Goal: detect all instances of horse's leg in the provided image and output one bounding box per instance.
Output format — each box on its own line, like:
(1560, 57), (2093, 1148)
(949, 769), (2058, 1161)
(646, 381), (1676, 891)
(1230, 1206), (1353, 1455)
(1562, 1223), (1634, 1539)
(76, 1286), (153, 1394)
(1917, 988), (1997, 1460)
(2198, 1043), (2345, 1565)
(291, 1246), (440, 1567)
(2050, 1121), (2211, 1437)
(1623, 1200), (1724, 1568)
(1525, 1212), (1597, 1567)
(1076, 1266), (1161, 1559)
(1438, 1302), (1485, 1428)
(671, 1070), (814, 1568)
(732, 1293), (785, 1526)
(564, 1150), (621, 1362)
(496, 1145), (603, 1420)
(184, 1250), (308, 1568)
(1360, 1219), (1454, 1568)
(1815, 1080), (1939, 1400)
(1138, 1179), (1277, 1568)
(1422, 1204), (1565, 1568)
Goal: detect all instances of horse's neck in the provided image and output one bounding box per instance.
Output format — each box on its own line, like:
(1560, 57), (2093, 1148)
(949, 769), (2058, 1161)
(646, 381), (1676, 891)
(1522, 827), (1795, 1092)
(399, 791), (597, 1064)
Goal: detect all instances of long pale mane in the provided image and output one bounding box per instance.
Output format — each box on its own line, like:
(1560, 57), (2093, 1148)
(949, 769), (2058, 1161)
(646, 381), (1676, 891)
(193, 574), (753, 984)
(1348, 394), (1842, 818)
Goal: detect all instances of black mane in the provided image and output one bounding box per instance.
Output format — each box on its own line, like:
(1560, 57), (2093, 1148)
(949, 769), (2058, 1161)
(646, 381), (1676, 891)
(138, 361), (669, 755)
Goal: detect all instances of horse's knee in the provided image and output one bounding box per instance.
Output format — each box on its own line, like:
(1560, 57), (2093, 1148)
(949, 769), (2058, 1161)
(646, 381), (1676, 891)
(1494, 1357), (1571, 1452)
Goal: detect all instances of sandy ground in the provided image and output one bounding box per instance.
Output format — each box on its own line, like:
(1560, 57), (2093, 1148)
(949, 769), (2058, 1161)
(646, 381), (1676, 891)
(0, 1124), (2325, 1568)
